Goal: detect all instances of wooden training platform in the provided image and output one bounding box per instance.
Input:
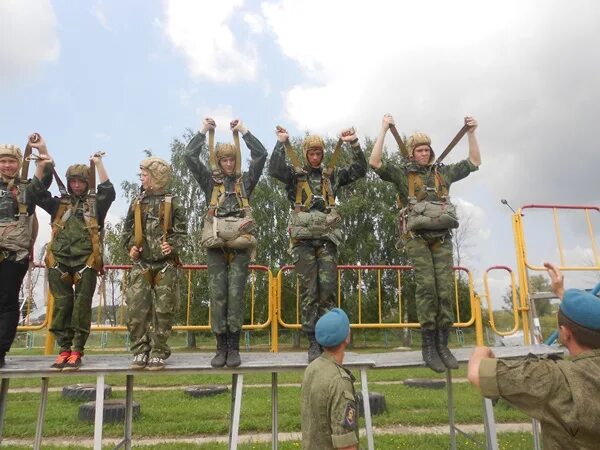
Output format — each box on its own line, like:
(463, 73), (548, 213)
(0, 345), (562, 450)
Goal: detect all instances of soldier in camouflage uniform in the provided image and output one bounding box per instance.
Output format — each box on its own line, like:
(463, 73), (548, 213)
(0, 134), (52, 368)
(123, 157), (186, 370)
(469, 263), (600, 450)
(269, 126), (367, 362)
(370, 114), (480, 372)
(30, 153), (115, 370)
(184, 117), (267, 368)
(301, 308), (358, 450)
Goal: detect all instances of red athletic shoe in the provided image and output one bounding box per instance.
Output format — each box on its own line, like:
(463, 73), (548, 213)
(63, 352), (82, 371)
(51, 351), (71, 370)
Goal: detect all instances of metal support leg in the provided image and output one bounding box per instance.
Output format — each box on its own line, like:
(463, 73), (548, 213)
(0, 378), (10, 444)
(124, 375), (134, 450)
(271, 372), (278, 450)
(34, 377), (49, 450)
(532, 418), (541, 450)
(482, 398), (499, 450)
(93, 373), (105, 450)
(360, 368), (374, 450)
(446, 370), (457, 450)
(229, 373), (244, 450)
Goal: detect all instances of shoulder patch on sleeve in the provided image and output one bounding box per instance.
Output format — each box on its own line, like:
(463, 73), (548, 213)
(342, 402), (357, 429)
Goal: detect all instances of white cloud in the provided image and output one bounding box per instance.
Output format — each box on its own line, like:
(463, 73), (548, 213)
(261, 0), (600, 205)
(91, 0), (111, 31)
(163, 0), (258, 83)
(95, 132), (111, 142)
(243, 12), (264, 34)
(0, 0), (59, 88)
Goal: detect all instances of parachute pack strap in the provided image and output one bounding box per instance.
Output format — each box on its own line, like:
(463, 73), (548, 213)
(232, 130), (242, 176)
(235, 178), (249, 208)
(435, 124), (470, 165)
(163, 195), (172, 241)
(89, 159), (96, 194)
(325, 138), (344, 176)
(134, 200), (143, 249)
(294, 178), (312, 212)
(389, 125), (408, 158)
(283, 140), (303, 169)
(208, 182), (225, 216)
(322, 176), (335, 208)
(50, 201), (71, 237)
(83, 213), (102, 271)
(434, 170), (448, 199)
(208, 128), (217, 172)
(20, 144), (33, 180)
(408, 172), (416, 199)
(51, 168), (69, 197)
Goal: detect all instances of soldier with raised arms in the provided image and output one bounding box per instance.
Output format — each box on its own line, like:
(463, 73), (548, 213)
(0, 133), (52, 368)
(185, 117), (267, 368)
(29, 151), (115, 370)
(369, 114), (480, 372)
(269, 126), (367, 362)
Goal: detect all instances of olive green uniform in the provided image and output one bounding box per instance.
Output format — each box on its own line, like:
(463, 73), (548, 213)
(30, 177), (115, 353)
(184, 131), (267, 334)
(479, 350), (600, 450)
(122, 191), (187, 359)
(301, 352), (359, 449)
(374, 159), (478, 329)
(269, 141), (367, 334)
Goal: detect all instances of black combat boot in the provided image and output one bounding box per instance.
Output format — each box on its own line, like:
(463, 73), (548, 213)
(307, 333), (322, 363)
(226, 331), (241, 368)
(421, 329), (446, 373)
(211, 333), (228, 368)
(436, 327), (459, 369)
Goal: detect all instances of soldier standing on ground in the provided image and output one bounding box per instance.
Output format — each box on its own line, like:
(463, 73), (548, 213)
(123, 157), (186, 371)
(301, 308), (359, 450)
(269, 126), (367, 362)
(369, 114), (480, 372)
(468, 262), (600, 449)
(30, 152), (115, 370)
(0, 134), (52, 368)
(184, 117), (267, 368)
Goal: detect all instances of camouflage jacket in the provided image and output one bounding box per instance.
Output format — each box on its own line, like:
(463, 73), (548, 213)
(480, 350), (600, 450)
(122, 191), (187, 264)
(269, 141), (367, 213)
(184, 131), (267, 218)
(0, 166), (53, 261)
(30, 177), (116, 266)
(301, 352), (359, 449)
(374, 158), (478, 206)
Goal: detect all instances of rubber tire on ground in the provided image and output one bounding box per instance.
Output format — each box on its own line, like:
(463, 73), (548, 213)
(78, 400), (140, 423)
(356, 392), (387, 416)
(184, 385), (229, 398)
(403, 378), (447, 389)
(62, 384), (112, 401)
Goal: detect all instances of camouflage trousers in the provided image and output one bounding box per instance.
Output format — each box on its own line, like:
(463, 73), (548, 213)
(126, 261), (180, 359)
(293, 239), (337, 334)
(207, 247), (250, 334)
(48, 263), (98, 353)
(405, 232), (455, 330)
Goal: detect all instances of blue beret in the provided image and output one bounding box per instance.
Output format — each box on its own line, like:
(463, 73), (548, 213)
(316, 308), (350, 347)
(560, 282), (600, 331)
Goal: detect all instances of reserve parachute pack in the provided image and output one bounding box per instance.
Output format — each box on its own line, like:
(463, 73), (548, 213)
(282, 130), (344, 246)
(201, 127), (257, 250)
(45, 154), (104, 282)
(0, 140), (39, 262)
(391, 123), (470, 234)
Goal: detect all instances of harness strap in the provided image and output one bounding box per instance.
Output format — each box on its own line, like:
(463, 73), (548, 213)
(208, 128), (217, 172)
(163, 195), (172, 243)
(232, 130), (242, 176)
(134, 199), (143, 249)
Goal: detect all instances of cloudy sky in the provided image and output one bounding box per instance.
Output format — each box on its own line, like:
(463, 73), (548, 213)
(2, 0), (599, 309)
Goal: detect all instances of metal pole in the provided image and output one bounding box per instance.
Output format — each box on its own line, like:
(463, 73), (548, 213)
(271, 372), (278, 450)
(34, 377), (49, 450)
(229, 373), (244, 450)
(482, 398), (499, 450)
(0, 378), (10, 443)
(446, 370), (457, 450)
(93, 373), (105, 450)
(124, 375), (134, 450)
(360, 368), (374, 450)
